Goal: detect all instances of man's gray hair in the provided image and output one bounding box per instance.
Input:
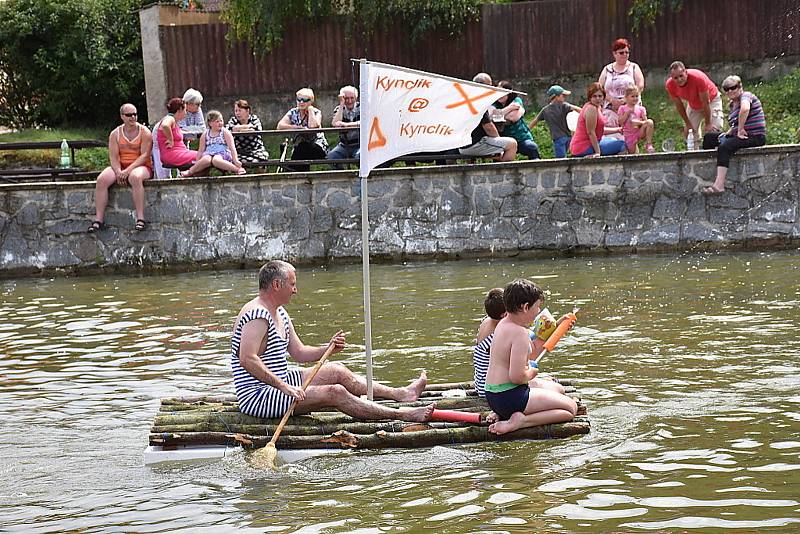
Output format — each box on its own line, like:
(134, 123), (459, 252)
(669, 61), (686, 73)
(473, 72), (492, 85)
(339, 85), (358, 98)
(182, 88), (203, 105)
(259, 260), (294, 291)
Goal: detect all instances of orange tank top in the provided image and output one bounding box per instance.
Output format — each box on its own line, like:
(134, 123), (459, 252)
(117, 124), (152, 169)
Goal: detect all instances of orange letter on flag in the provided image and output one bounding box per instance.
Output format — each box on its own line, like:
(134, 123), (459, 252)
(368, 117), (387, 151)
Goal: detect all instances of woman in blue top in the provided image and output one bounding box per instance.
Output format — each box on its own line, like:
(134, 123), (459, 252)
(701, 75), (767, 194)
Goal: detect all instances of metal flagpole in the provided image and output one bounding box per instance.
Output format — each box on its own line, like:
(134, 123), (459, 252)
(357, 59), (374, 400)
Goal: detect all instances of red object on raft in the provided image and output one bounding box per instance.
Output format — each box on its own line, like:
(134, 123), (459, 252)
(430, 409), (481, 424)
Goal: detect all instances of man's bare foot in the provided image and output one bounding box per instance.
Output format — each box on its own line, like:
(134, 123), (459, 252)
(488, 412), (525, 435)
(397, 370), (428, 401)
(484, 411), (500, 424)
(401, 402), (436, 422)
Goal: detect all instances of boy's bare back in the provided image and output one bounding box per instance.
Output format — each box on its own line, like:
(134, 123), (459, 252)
(486, 317), (532, 385)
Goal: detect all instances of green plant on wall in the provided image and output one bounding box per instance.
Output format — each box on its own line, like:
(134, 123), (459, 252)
(221, 0), (483, 55)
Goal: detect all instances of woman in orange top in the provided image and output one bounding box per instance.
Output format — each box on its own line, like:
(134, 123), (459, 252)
(570, 83), (626, 158)
(89, 103), (153, 232)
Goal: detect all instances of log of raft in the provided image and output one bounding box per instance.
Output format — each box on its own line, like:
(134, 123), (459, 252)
(150, 380), (589, 451)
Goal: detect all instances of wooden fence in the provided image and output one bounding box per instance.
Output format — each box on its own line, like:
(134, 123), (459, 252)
(160, 0), (800, 97)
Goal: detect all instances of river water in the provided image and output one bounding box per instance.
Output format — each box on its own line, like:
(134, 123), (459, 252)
(1, 250), (799, 532)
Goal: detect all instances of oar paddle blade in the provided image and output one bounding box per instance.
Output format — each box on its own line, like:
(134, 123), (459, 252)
(252, 442), (279, 470)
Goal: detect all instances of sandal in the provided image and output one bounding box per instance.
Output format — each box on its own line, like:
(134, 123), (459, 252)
(87, 220), (106, 233)
(645, 144), (655, 154)
(135, 219), (147, 231)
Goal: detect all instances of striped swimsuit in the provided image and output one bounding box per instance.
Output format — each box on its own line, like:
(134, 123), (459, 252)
(473, 333), (493, 398)
(230, 306), (303, 418)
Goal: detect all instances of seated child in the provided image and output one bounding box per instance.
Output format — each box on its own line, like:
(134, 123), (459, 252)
(181, 110), (246, 177)
(485, 279), (578, 435)
(529, 85), (582, 159)
(474, 287), (567, 399)
(618, 85), (655, 154)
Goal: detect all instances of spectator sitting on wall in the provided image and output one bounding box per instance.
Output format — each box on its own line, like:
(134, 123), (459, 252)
(178, 88), (205, 141)
(180, 110), (246, 177)
(277, 88), (328, 172)
(157, 97), (198, 170)
(701, 75), (766, 195)
(570, 83), (626, 157)
(666, 61), (724, 149)
(326, 85), (360, 169)
(226, 99), (269, 164)
(88, 103), (153, 233)
(493, 80), (540, 160)
(458, 73), (518, 162)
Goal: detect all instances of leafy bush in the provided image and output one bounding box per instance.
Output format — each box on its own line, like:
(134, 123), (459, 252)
(0, 0), (145, 129)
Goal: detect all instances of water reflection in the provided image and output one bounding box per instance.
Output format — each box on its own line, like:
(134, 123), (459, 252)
(0, 251), (799, 531)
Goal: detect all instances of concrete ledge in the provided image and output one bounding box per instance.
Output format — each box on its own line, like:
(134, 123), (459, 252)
(1, 145), (799, 277)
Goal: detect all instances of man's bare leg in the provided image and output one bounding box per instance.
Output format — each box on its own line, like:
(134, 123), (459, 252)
(295, 384), (435, 422)
(304, 362), (427, 402)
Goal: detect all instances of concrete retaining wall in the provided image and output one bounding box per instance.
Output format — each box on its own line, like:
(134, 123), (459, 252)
(1, 146), (798, 277)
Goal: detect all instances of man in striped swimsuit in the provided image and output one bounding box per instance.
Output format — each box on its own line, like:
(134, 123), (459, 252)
(231, 260), (435, 421)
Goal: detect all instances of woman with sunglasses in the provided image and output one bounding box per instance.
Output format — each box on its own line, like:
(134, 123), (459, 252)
(570, 83), (626, 158)
(277, 88), (328, 171)
(598, 38), (645, 123)
(701, 75), (767, 195)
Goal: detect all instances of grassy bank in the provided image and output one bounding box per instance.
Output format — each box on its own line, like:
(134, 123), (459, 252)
(2, 68), (799, 170)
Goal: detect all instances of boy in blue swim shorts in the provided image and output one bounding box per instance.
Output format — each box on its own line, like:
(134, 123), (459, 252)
(485, 278), (578, 435)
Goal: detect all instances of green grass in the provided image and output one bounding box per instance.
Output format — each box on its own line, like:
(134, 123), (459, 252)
(0, 128), (109, 170)
(3, 68), (800, 170)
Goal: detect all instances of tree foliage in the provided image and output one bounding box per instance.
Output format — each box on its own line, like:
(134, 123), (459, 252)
(629, 0), (684, 33)
(221, 0), (483, 55)
(0, 0), (145, 129)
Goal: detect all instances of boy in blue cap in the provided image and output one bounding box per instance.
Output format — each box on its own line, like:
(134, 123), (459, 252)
(529, 85), (582, 158)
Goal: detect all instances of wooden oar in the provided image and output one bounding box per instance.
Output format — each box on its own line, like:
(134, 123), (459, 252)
(252, 334), (340, 469)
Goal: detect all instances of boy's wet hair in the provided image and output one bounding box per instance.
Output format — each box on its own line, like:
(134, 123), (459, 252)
(484, 288), (505, 320)
(503, 278), (544, 313)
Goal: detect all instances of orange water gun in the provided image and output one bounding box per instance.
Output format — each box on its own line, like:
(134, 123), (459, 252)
(533, 307), (580, 364)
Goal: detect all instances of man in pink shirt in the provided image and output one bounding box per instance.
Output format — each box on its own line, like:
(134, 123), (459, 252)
(666, 61), (724, 148)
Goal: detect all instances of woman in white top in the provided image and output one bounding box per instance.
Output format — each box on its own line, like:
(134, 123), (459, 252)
(598, 38), (645, 121)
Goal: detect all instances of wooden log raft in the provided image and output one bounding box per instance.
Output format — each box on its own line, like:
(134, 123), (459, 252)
(150, 380), (589, 450)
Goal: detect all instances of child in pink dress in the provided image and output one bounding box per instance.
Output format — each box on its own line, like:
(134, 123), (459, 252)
(618, 85), (655, 154)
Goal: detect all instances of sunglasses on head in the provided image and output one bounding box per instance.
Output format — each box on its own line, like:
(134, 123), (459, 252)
(296, 97), (312, 103)
(122, 112), (137, 117)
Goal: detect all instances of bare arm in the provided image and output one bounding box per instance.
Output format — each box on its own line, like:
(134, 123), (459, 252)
(736, 97), (751, 138)
(584, 105), (601, 156)
(160, 116), (175, 148)
(277, 111), (299, 130)
(286, 322), (345, 363)
(504, 102), (524, 123)
(307, 107), (323, 129)
(196, 131), (207, 155)
(108, 130), (121, 175)
(509, 329), (536, 384)
(633, 63), (645, 94)
(697, 91), (713, 132)
(482, 121), (500, 137)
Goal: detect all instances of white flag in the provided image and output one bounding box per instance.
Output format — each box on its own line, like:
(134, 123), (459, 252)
(358, 60), (512, 177)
